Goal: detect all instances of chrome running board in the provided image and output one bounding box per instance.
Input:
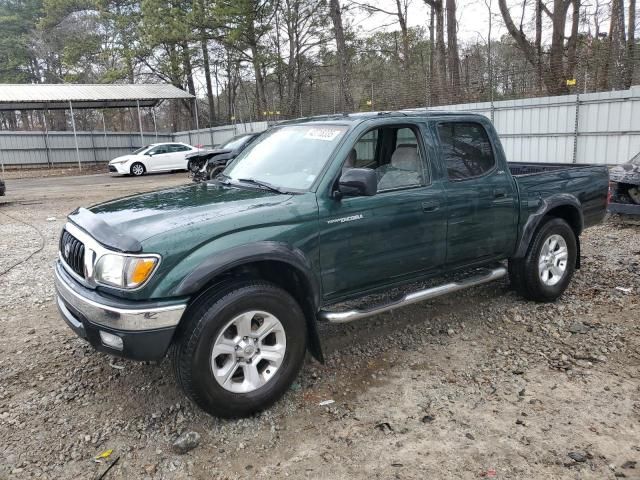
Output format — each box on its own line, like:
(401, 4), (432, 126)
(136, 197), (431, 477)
(319, 266), (507, 324)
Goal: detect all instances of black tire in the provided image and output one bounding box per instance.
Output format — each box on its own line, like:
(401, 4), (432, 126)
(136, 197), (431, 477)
(130, 162), (146, 176)
(171, 281), (307, 418)
(508, 217), (577, 302)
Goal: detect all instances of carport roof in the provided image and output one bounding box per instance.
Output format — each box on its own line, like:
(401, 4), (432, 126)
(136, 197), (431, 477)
(0, 84), (194, 110)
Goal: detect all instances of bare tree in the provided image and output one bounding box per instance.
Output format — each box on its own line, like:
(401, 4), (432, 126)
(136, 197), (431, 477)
(607, 0), (627, 89)
(329, 0), (355, 111)
(423, 0), (447, 102)
(445, 0), (460, 95)
(498, 0), (581, 94)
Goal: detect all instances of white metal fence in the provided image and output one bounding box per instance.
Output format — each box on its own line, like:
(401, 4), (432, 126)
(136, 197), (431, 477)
(428, 86), (640, 165)
(0, 121), (268, 169)
(1, 88), (639, 169)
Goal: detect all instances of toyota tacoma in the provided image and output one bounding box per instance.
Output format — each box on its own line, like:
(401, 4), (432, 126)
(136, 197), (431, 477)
(54, 112), (609, 417)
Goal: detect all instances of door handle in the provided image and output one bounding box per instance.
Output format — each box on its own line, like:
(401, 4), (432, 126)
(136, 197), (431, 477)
(493, 189), (507, 199)
(422, 201), (440, 212)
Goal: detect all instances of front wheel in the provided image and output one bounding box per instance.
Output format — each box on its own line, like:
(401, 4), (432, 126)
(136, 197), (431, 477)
(130, 162), (145, 176)
(509, 217), (577, 302)
(171, 281), (307, 417)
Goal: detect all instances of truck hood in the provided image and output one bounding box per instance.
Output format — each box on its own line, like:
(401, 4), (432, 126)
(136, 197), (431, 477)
(80, 183), (290, 244)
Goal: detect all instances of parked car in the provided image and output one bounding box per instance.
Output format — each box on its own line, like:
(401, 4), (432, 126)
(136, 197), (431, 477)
(54, 112), (609, 418)
(187, 132), (263, 182)
(609, 151), (640, 219)
(108, 143), (199, 176)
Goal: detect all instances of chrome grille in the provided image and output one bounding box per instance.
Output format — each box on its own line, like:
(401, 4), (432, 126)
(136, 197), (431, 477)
(60, 230), (85, 278)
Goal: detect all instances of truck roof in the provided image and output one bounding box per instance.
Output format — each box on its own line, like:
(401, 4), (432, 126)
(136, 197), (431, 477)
(278, 110), (487, 126)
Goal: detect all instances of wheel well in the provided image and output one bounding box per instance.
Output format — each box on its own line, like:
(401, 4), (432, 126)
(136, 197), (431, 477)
(545, 205), (582, 236)
(187, 260), (324, 362)
(131, 162), (146, 173)
(544, 205), (582, 269)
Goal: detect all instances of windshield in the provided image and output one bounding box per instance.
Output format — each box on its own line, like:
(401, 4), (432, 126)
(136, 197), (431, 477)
(222, 135), (253, 150)
(224, 124), (349, 191)
(630, 151), (640, 165)
(132, 145), (150, 154)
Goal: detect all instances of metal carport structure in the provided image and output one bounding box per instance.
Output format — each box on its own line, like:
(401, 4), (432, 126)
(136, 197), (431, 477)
(0, 84), (195, 171)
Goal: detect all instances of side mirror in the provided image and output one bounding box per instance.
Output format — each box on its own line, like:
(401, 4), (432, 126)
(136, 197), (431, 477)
(336, 168), (377, 198)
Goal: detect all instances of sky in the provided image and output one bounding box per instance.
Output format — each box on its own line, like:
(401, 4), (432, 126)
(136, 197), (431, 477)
(352, 0), (503, 45)
(349, 0), (613, 45)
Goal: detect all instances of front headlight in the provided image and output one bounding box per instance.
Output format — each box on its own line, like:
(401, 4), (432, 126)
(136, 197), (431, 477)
(94, 254), (159, 289)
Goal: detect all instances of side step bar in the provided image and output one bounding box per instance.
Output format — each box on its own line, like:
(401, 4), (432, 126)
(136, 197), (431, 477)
(319, 266), (507, 324)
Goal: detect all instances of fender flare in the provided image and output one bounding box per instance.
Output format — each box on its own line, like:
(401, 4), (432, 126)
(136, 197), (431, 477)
(514, 194), (583, 259)
(173, 241), (325, 362)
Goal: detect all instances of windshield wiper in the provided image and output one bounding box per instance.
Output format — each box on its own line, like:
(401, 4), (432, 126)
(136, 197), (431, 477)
(236, 178), (288, 194)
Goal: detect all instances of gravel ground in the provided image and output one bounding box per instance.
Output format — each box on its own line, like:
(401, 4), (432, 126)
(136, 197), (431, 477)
(0, 174), (639, 480)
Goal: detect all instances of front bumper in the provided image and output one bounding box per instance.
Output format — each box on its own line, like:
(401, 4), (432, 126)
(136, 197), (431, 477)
(54, 261), (186, 360)
(108, 163), (129, 174)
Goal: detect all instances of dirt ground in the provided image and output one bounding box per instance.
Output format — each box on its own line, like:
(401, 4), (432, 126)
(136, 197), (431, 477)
(0, 172), (638, 480)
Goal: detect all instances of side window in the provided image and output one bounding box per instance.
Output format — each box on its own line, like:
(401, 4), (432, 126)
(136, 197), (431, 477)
(437, 122), (495, 180)
(149, 145), (169, 155)
(167, 144), (187, 152)
(343, 126), (425, 191)
(349, 130), (377, 168)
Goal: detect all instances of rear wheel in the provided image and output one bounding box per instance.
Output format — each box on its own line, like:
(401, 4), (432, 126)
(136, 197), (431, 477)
(171, 281), (307, 417)
(509, 217), (577, 302)
(130, 162), (145, 176)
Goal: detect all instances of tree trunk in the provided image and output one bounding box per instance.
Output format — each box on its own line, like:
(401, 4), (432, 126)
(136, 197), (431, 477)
(565, 0), (580, 79)
(626, 0), (636, 87)
(329, 0), (354, 111)
(428, 5), (435, 105)
(247, 21), (266, 119)
(395, 0), (410, 67)
(535, 0), (543, 92)
(434, 1), (447, 102)
(445, 0), (461, 97)
(607, 0), (627, 90)
(201, 38), (216, 126)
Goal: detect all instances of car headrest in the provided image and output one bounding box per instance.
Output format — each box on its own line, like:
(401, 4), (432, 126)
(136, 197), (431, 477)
(391, 144), (418, 170)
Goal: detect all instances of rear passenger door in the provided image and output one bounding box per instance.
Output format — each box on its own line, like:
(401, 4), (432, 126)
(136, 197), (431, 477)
(168, 144), (192, 169)
(436, 120), (518, 266)
(145, 145), (172, 171)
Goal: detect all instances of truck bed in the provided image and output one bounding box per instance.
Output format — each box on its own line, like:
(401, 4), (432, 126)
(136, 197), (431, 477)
(509, 162), (610, 230)
(507, 162), (597, 176)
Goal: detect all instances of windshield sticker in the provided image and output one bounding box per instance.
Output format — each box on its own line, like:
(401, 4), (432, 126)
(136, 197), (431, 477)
(304, 127), (343, 142)
(306, 174), (316, 182)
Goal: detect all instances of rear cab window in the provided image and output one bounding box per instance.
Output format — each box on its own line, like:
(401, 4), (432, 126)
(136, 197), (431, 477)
(437, 122), (496, 180)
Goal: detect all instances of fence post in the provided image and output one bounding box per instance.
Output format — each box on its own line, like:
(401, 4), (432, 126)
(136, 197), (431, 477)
(572, 90), (580, 164)
(42, 110), (52, 168)
(136, 99), (144, 147)
(69, 101), (81, 171)
(102, 111), (109, 162)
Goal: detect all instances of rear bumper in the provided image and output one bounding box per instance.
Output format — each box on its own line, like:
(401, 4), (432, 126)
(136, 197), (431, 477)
(54, 261), (186, 360)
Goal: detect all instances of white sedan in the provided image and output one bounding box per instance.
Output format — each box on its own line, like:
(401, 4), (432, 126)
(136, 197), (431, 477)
(108, 143), (199, 176)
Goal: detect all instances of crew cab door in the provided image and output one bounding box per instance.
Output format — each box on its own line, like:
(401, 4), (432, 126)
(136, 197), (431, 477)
(435, 120), (518, 266)
(318, 121), (447, 301)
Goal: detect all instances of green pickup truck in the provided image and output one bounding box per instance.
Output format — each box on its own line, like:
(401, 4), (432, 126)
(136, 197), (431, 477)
(54, 112), (609, 417)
